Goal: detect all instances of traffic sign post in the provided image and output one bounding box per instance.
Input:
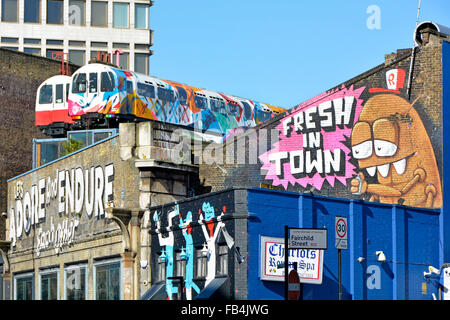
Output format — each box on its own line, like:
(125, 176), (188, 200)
(284, 226), (328, 300)
(335, 216), (348, 300)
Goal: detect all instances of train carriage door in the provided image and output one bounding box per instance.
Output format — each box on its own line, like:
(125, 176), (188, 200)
(53, 83), (64, 123)
(37, 83), (53, 126)
(126, 79), (134, 114)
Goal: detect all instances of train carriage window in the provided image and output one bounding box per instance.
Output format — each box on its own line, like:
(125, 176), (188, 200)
(210, 98), (218, 112)
(241, 101), (252, 119)
(218, 99), (227, 114)
(89, 72), (98, 93)
(126, 81), (134, 94)
(227, 103), (240, 117)
(101, 72), (115, 92)
(72, 73), (86, 93)
(137, 82), (155, 98)
(66, 83), (70, 101)
(194, 94), (208, 110)
(39, 84), (53, 104)
(175, 86), (187, 105)
(55, 84), (63, 103)
(157, 87), (175, 103)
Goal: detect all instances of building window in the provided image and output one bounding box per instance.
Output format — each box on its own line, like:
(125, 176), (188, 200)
(69, 50), (85, 66)
(46, 39), (63, 45)
(134, 53), (148, 74)
(135, 43), (149, 50)
(47, 0), (63, 24)
(195, 248), (207, 278)
(113, 42), (129, 49)
(134, 3), (148, 29)
(14, 273), (34, 300)
(1, 37), (18, 43)
(39, 269), (59, 300)
(1, 0), (17, 22)
(91, 1), (107, 27)
(69, 40), (85, 47)
(175, 251), (186, 279)
(24, 0), (40, 23)
(65, 264), (87, 300)
(94, 260), (121, 300)
(46, 48), (61, 59)
(91, 41), (107, 48)
(217, 245), (228, 275)
(118, 52), (129, 69)
(69, 0), (85, 25)
(24, 47), (41, 55)
(113, 2), (129, 28)
(24, 38), (40, 44)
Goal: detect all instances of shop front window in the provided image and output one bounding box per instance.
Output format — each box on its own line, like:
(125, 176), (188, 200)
(15, 273), (34, 300)
(40, 270), (59, 300)
(65, 265), (87, 300)
(94, 260), (121, 300)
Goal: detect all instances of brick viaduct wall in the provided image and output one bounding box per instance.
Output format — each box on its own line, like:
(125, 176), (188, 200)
(198, 35), (447, 210)
(0, 48), (79, 239)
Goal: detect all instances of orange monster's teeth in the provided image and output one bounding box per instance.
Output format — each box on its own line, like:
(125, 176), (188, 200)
(366, 166), (376, 176)
(377, 163), (390, 178)
(393, 158), (406, 175)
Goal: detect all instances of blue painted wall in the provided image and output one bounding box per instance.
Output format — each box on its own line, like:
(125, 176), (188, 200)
(442, 41), (450, 265)
(247, 188), (441, 300)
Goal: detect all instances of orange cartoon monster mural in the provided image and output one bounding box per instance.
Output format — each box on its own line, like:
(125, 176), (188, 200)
(350, 69), (442, 208)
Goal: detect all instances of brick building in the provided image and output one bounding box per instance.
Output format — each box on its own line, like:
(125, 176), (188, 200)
(0, 48), (79, 240)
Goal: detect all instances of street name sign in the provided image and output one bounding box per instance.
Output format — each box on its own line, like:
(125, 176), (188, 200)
(288, 228), (327, 250)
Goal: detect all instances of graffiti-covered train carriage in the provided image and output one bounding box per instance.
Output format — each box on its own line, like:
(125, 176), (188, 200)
(35, 62), (286, 137)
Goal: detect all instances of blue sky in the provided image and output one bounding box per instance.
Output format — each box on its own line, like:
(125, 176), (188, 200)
(150, 0), (450, 109)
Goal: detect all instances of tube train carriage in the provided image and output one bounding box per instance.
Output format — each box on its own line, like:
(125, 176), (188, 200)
(35, 75), (76, 136)
(35, 63), (286, 137)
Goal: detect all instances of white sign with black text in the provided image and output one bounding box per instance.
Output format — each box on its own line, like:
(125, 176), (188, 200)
(260, 236), (324, 284)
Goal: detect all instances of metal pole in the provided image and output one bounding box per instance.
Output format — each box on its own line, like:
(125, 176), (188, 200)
(284, 225), (289, 301)
(406, 0), (422, 99)
(338, 248), (342, 300)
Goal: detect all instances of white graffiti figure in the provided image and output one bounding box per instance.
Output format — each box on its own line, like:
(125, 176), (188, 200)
(199, 202), (234, 287)
(153, 205), (178, 299)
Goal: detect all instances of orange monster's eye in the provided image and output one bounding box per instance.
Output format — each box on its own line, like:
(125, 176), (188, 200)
(351, 122), (373, 159)
(373, 118), (399, 157)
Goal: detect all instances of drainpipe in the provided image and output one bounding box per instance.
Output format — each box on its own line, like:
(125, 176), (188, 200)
(406, 0), (422, 100)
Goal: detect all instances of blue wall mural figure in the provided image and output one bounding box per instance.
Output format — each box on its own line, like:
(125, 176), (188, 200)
(179, 210), (200, 300)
